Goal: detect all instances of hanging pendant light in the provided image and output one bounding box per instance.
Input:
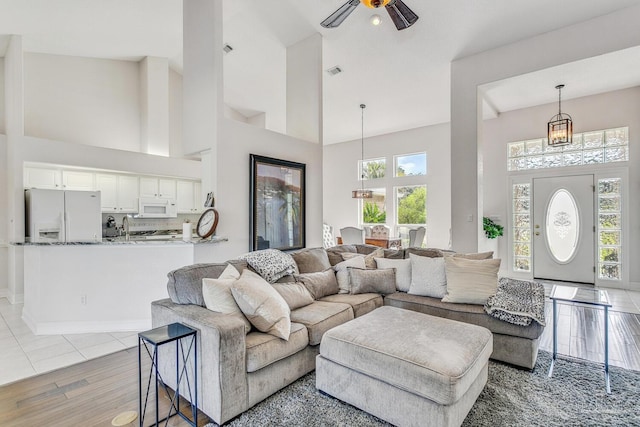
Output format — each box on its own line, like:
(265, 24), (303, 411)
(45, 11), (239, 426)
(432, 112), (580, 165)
(352, 104), (373, 199)
(547, 84), (573, 146)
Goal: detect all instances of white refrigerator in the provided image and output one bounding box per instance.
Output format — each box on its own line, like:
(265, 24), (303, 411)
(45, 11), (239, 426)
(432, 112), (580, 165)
(25, 189), (102, 243)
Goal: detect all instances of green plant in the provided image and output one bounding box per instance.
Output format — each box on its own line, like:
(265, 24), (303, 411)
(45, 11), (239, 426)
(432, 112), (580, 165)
(483, 217), (504, 239)
(363, 202), (386, 223)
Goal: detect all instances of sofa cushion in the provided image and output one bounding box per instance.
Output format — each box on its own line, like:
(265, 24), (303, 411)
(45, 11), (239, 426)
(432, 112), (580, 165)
(245, 323), (309, 373)
(290, 301), (353, 345)
(341, 248), (384, 269)
(231, 270), (291, 340)
(452, 251), (494, 260)
(294, 269), (339, 300)
(404, 247), (444, 258)
(320, 293), (383, 318)
(442, 257), (500, 305)
(326, 245), (358, 266)
(292, 248), (332, 274)
(202, 264), (252, 334)
(272, 283), (315, 310)
(374, 257), (411, 292)
(348, 268), (396, 295)
(408, 253), (447, 298)
(333, 256), (367, 294)
(384, 292), (544, 339)
(167, 260), (248, 306)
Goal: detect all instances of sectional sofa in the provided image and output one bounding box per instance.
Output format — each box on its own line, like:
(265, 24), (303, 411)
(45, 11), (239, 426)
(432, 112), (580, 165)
(150, 244), (545, 425)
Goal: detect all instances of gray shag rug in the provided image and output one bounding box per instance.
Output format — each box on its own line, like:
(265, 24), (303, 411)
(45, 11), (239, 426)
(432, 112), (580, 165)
(205, 351), (640, 426)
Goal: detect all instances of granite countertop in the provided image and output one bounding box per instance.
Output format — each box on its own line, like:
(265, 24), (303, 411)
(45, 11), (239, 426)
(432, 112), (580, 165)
(11, 236), (228, 246)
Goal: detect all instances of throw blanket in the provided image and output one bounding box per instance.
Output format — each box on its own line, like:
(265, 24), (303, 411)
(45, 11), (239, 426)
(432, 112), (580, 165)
(485, 277), (546, 327)
(238, 249), (298, 283)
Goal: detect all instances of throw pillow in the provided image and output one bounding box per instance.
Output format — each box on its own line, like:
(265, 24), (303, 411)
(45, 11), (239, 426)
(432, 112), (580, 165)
(202, 265), (252, 334)
(348, 268), (396, 295)
(442, 257), (501, 305)
(291, 248), (332, 274)
(374, 257), (411, 292)
(404, 247), (444, 258)
(408, 253), (447, 298)
(238, 249), (298, 283)
(333, 256), (367, 294)
(340, 248), (384, 269)
(231, 269), (291, 340)
(294, 269), (339, 300)
(451, 251), (494, 260)
(326, 245), (358, 266)
(271, 283), (315, 310)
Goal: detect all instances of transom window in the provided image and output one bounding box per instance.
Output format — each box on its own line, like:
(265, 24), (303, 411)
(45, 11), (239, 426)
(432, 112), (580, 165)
(507, 127), (628, 171)
(359, 158), (386, 180)
(394, 153), (426, 177)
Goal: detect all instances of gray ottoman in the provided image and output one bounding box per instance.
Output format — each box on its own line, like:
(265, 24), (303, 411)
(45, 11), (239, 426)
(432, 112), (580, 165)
(316, 306), (493, 427)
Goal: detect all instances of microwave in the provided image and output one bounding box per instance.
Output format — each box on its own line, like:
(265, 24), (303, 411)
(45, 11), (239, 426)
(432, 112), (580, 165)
(138, 198), (178, 218)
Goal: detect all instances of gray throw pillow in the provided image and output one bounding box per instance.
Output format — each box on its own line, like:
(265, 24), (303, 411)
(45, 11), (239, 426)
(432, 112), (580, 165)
(405, 247), (444, 258)
(333, 256), (367, 294)
(292, 247), (332, 273)
(375, 257), (411, 292)
(348, 268), (396, 295)
(294, 269), (339, 299)
(272, 283), (315, 310)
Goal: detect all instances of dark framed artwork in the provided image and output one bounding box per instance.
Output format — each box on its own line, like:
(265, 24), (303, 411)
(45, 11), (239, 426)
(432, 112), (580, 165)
(250, 154), (306, 252)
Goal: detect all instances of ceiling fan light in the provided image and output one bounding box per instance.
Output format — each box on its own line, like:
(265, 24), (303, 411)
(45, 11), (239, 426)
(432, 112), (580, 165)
(370, 14), (382, 25)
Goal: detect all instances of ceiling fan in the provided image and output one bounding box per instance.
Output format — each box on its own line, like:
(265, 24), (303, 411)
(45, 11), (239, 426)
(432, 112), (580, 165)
(321, 0), (418, 31)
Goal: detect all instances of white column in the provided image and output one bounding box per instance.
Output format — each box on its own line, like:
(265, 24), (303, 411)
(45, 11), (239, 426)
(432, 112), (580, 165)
(286, 33), (323, 144)
(139, 56), (170, 156)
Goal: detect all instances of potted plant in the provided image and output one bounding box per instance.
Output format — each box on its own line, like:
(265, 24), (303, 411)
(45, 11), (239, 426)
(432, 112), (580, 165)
(483, 217), (503, 239)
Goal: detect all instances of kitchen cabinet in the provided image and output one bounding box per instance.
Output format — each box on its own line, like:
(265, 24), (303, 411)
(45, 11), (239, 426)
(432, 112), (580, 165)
(176, 180), (203, 214)
(24, 167), (61, 189)
(96, 174), (139, 213)
(62, 170), (95, 191)
(140, 177), (177, 200)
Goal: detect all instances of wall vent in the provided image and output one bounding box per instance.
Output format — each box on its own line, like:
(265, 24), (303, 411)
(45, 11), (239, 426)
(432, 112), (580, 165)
(326, 66), (342, 76)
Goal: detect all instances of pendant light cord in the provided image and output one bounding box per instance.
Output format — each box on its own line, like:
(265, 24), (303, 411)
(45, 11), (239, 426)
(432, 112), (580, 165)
(360, 104), (366, 186)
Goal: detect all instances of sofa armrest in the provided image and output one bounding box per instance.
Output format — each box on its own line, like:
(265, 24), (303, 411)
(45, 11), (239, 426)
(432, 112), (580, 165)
(151, 298), (248, 424)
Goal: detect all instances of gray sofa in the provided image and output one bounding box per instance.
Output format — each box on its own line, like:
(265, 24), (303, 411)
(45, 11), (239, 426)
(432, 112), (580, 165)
(151, 244), (544, 424)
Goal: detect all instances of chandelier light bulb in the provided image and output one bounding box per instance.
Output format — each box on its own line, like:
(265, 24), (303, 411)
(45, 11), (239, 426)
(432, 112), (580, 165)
(370, 14), (382, 26)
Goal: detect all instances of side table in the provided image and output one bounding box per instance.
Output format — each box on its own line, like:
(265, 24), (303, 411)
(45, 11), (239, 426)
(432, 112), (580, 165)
(547, 284), (612, 393)
(139, 322), (198, 426)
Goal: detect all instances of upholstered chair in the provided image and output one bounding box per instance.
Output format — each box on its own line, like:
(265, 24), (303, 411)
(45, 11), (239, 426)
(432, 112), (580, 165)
(370, 224), (390, 239)
(408, 226), (426, 248)
(322, 223), (336, 249)
(340, 226), (365, 244)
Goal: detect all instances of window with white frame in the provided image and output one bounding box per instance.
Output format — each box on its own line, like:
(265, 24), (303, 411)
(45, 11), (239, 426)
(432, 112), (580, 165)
(507, 127), (628, 171)
(394, 153), (426, 177)
(360, 188), (386, 225)
(395, 185), (427, 247)
(360, 158), (386, 180)
(512, 183), (531, 272)
(597, 178), (622, 280)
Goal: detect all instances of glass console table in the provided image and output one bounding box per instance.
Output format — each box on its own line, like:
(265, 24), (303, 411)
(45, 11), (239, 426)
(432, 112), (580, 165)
(548, 284), (612, 393)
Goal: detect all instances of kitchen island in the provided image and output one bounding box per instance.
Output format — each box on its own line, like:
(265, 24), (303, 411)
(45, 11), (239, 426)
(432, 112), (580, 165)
(15, 237), (227, 335)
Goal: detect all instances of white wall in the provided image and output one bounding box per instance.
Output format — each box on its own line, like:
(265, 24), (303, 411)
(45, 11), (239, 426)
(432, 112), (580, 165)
(205, 118), (323, 261)
(483, 86), (640, 284)
(23, 53), (141, 151)
(0, 58), (5, 134)
(168, 67), (184, 158)
(0, 134), (7, 297)
(324, 123), (451, 249)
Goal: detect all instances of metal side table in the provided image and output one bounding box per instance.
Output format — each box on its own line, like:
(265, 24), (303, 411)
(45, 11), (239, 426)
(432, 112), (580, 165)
(139, 323), (198, 426)
(547, 284), (612, 394)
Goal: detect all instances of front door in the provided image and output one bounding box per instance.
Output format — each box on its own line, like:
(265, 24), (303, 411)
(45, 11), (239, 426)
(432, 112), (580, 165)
(532, 175), (595, 284)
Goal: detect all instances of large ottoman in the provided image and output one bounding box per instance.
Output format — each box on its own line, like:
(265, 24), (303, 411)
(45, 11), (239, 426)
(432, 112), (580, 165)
(316, 306), (493, 427)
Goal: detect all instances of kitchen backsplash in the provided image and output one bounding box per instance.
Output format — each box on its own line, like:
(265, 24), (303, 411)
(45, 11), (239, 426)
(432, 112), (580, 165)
(101, 213), (201, 237)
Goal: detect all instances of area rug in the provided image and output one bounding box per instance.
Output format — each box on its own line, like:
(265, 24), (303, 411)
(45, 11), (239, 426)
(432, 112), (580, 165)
(205, 351), (640, 427)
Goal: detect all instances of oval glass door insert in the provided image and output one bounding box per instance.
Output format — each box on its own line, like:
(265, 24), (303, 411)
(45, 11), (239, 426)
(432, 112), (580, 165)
(546, 189), (580, 263)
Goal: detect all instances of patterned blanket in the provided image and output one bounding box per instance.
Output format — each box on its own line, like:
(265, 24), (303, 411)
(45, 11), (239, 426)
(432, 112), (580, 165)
(484, 277), (546, 327)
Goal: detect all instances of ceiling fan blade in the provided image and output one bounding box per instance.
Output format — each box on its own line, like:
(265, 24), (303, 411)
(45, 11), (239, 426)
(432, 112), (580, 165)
(321, 0), (361, 28)
(385, 0), (419, 30)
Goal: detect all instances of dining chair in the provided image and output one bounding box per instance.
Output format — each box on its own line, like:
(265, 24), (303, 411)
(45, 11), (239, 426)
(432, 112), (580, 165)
(340, 226), (365, 244)
(370, 224), (390, 239)
(408, 226), (426, 248)
(322, 223), (336, 249)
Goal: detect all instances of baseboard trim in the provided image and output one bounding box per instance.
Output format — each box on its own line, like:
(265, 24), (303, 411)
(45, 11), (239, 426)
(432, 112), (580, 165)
(22, 318), (151, 336)
(8, 293), (24, 304)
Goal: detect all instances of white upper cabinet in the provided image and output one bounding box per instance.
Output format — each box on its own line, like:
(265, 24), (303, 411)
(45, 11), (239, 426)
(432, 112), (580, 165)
(140, 177), (177, 200)
(176, 180), (203, 214)
(24, 167), (61, 189)
(62, 170), (95, 191)
(96, 174), (139, 213)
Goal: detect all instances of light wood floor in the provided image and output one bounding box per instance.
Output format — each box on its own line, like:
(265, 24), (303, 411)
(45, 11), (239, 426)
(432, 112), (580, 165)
(1, 305), (639, 427)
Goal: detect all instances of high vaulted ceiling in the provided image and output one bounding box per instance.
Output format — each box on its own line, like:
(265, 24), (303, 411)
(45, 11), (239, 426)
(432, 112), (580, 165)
(1, 0), (640, 144)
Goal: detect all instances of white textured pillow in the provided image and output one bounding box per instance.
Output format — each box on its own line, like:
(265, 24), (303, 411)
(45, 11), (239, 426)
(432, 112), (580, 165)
(202, 265), (251, 334)
(408, 253), (447, 298)
(375, 257), (411, 292)
(231, 270), (291, 340)
(272, 283), (314, 310)
(442, 257), (500, 305)
(333, 256), (367, 294)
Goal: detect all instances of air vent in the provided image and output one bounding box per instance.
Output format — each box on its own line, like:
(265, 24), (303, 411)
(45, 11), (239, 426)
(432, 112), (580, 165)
(223, 44), (233, 54)
(326, 66), (343, 76)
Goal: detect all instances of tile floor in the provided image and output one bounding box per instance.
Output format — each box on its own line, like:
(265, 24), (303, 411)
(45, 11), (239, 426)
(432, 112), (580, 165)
(1, 285), (640, 387)
(0, 297), (140, 386)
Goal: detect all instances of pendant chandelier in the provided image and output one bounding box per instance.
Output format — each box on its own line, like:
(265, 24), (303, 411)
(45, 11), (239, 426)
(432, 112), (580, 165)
(352, 104), (373, 199)
(547, 84), (573, 146)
